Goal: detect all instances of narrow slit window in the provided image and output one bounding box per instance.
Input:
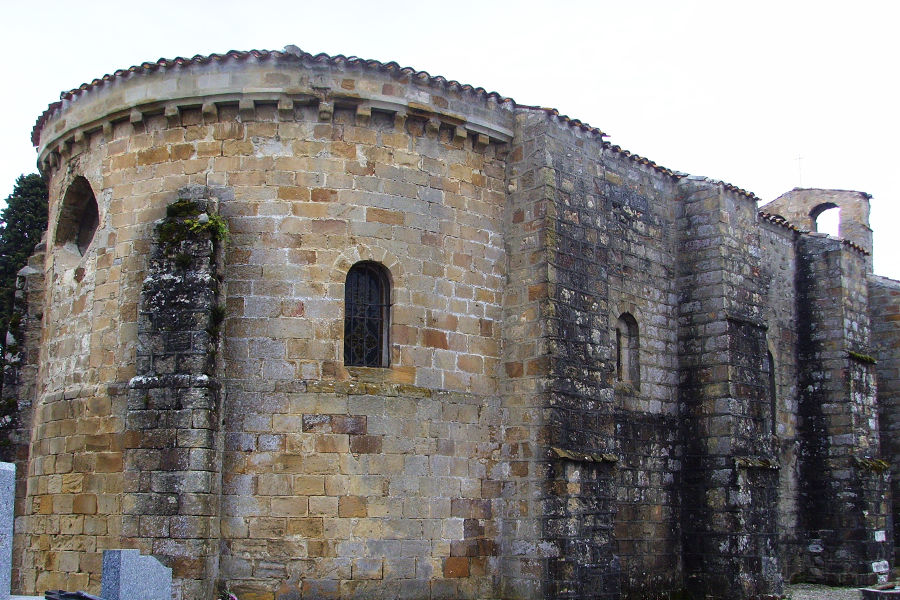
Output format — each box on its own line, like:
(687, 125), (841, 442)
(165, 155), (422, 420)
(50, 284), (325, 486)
(767, 350), (777, 439)
(615, 313), (640, 388)
(344, 262), (390, 367)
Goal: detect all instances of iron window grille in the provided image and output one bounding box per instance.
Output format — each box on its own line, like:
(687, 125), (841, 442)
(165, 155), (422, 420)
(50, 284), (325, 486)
(344, 262), (390, 367)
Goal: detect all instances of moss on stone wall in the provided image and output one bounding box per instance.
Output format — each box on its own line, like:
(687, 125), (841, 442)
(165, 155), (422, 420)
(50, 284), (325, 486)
(156, 200), (228, 250)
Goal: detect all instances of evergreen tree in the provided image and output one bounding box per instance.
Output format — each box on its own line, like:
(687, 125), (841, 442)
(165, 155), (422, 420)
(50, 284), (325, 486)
(0, 174), (47, 454)
(0, 174), (48, 348)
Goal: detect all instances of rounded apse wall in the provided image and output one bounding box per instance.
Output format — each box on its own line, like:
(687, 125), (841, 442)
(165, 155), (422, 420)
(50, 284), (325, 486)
(24, 48), (514, 597)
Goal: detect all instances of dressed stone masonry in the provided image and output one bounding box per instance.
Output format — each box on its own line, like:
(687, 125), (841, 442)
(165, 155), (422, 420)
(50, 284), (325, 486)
(9, 45), (900, 599)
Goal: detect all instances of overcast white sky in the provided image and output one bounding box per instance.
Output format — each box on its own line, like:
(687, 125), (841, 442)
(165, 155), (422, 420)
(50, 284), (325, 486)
(1, 0), (897, 278)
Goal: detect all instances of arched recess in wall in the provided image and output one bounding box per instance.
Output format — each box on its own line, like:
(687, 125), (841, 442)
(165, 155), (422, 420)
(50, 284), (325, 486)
(55, 176), (99, 260)
(344, 261), (391, 368)
(615, 312), (640, 389)
(810, 202), (840, 237)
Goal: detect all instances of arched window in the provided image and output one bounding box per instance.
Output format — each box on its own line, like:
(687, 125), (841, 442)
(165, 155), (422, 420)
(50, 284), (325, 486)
(344, 262), (390, 367)
(615, 313), (640, 388)
(56, 176), (99, 256)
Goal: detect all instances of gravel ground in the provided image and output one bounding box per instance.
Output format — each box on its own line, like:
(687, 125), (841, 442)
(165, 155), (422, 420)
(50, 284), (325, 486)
(787, 583), (863, 599)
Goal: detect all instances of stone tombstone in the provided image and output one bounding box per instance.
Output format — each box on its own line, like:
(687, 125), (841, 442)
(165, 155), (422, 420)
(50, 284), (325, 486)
(100, 550), (171, 600)
(0, 462), (14, 600)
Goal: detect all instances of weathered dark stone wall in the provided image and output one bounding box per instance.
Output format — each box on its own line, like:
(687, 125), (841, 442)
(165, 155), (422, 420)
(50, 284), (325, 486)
(869, 275), (900, 559)
(796, 234), (891, 586)
(507, 109), (683, 599)
(124, 187), (225, 600)
(758, 220), (803, 579)
(677, 179), (781, 599)
(539, 115), (620, 600)
(602, 138), (681, 599)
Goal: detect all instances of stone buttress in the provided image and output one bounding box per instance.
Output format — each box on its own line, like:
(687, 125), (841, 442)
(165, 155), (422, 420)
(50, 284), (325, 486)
(795, 233), (891, 585)
(676, 177), (782, 599)
(766, 188), (893, 585)
(869, 275), (900, 561)
(123, 186), (226, 600)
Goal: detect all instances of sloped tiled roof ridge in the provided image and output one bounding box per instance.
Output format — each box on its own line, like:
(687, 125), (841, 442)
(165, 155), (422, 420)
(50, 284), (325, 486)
(32, 47), (604, 147)
(31, 46), (755, 186)
(757, 210), (870, 255)
(33, 46), (521, 146)
(758, 211), (800, 231)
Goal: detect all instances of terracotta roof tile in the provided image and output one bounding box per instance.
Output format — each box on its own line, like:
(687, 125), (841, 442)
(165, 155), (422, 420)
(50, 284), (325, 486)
(758, 211), (800, 231)
(603, 142), (678, 177)
(842, 238), (869, 255)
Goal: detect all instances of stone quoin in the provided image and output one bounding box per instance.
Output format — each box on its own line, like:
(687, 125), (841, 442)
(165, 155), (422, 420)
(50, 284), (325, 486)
(5, 45), (900, 599)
